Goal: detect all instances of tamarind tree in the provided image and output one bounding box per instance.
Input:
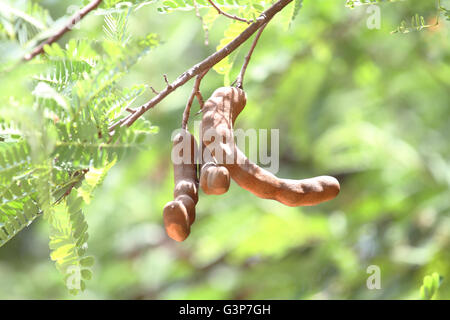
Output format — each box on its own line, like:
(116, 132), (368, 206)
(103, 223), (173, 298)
(0, 0), (449, 298)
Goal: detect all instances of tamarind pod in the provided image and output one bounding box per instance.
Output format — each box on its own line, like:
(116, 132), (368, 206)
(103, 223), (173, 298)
(174, 181), (198, 205)
(199, 141), (230, 195)
(208, 165), (230, 194)
(198, 88), (239, 196)
(201, 87), (340, 206)
(164, 129), (198, 241)
(226, 148), (340, 206)
(176, 194), (196, 225)
(163, 200), (190, 241)
(200, 163), (230, 195)
(202, 87), (247, 124)
(172, 129), (199, 204)
(201, 87), (247, 140)
(199, 163), (212, 195)
(199, 166), (211, 195)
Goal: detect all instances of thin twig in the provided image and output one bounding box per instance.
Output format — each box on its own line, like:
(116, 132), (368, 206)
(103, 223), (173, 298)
(108, 0), (293, 133)
(194, 0), (209, 45)
(150, 86), (159, 95)
(193, 90), (206, 116)
(234, 22), (267, 89)
(163, 74), (170, 87)
(182, 70), (208, 129)
(23, 0), (102, 61)
(195, 91), (205, 108)
(207, 0), (253, 24)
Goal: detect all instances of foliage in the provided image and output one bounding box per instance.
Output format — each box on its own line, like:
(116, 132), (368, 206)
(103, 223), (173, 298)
(420, 272), (442, 300)
(49, 193), (94, 295)
(346, 0), (449, 34)
(345, 0), (404, 8)
(0, 2), (158, 292)
(0, 0), (449, 299)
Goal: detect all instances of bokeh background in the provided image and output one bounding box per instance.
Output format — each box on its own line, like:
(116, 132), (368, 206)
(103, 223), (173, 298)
(0, 0), (449, 299)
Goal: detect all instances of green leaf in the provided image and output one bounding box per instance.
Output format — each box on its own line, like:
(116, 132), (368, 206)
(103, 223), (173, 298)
(48, 195), (92, 294)
(213, 21), (248, 85)
(78, 159), (117, 204)
(80, 256), (95, 267)
(420, 272), (442, 300)
(0, 199), (40, 248)
(290, 0), (303, 26)
(81, 269), (93, 280)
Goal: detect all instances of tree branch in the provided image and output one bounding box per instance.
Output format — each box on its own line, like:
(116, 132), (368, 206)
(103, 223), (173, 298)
(234, 22), (267, 89)
(207, 0), (253, 24)
(23, 0), (102, 61)
(109, 0), (293, 133)
(195, 90), (205, 109)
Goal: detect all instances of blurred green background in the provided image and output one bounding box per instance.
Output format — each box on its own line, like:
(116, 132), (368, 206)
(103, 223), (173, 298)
(0, 0), (449, 299)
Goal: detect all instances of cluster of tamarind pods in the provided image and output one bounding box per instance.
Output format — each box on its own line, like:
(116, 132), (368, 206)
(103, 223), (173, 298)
(163, 87), (340, 241)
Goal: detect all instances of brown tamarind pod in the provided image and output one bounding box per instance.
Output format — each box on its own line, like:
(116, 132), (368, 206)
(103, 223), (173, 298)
(174, 181), (198, 205)
(226, 148), (340, 206)
(163, 129), (198, 241)
(200, 162), (230, 195)
(176, 194), (196, 225)
(163, 200), (190, 242)
(201, 87), (340, 207)
(172, 130), (199, 204)
(199, 142), (230, 195)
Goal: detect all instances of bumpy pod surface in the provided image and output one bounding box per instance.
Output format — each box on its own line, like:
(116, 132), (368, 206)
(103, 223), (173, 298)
(199, 142), (230, 195)
(163, 200), (190, 241)
(172, 130), (199, 206)
(201, 87), (340, 207)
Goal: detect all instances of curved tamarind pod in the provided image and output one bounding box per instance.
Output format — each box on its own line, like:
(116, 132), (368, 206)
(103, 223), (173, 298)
(199, 142), (230, 195)
(201, 87), (247, 135)
(198, 87), (238, 196)
(227, 148), (340, 206)
(163, 200), (190, 241)
(201, 87), (340, 207)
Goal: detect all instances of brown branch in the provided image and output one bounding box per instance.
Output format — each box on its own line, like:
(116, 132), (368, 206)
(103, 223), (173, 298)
(181, 70), (208, 130)
(207, 0), (253, 24)
(195, 91), (205, 108)
(193, 89), (206, 116)
(23, 0), (102, 61)
(109, 0), (293, 133)
(234, 22), (267, 89)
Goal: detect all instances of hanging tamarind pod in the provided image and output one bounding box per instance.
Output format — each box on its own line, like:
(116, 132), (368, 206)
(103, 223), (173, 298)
(163, 129), (198, 241)
(201, 87), (340, 207)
